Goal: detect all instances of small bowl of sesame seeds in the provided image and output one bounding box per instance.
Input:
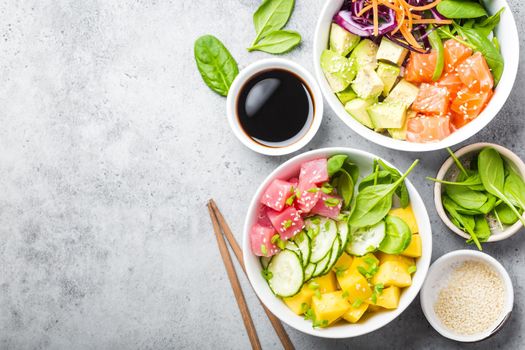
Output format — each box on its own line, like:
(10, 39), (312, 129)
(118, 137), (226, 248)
(420, 250), (513, 342)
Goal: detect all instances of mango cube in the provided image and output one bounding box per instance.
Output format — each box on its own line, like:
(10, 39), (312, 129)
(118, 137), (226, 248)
(368, 286), (400, 309)
(311, 291), (350, 326)
(349, 253), (379, 273)
(367, 304), (382, 313)
(401, 234), (422, 258)
(371, 261), (412, 288)
(283, 284), (315, 315)
(338, 271), (373, 303)
(333, 253), (353, 273)
(343, 302), (369, 323)
(389, 206), (418, 233)
(377, 252), (415, 272)
(312, 271), (338, 293)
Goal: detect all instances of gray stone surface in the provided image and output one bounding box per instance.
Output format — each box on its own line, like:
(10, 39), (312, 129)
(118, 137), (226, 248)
(0, 0), (523, 349)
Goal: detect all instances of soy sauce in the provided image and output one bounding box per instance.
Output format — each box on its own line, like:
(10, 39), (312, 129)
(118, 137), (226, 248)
(237, 69), (314, 147)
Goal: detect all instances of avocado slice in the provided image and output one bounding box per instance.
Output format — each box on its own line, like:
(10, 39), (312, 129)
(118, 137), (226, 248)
(330, 23), (360, 57)
(349, 39), (378, 70)
(345, 98), (375, 129)
(376, 62), (400, 97)
(336, 85), (357, 104)
(320, 49), (356, 92)
(384, 79), (419, 107)
(388, 110), (417, 140)
(367, 101), (407, 129)
(376, 37), (409, 66)
(352, 67), (384, 100)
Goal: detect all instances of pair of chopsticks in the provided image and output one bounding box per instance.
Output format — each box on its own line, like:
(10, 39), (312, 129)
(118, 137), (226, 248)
(207, 199), (294, 350)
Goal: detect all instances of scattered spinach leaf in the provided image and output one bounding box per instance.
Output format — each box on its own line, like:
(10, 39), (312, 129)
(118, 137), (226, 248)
(474, 7), (504, 38)
(327, 155), (347, 177)
(194, 35), (239, 96)
(442, 196), (482, 250)
(248, 30), (301, 54)
(494, 203), (521, 225)
(503, 164), (525, 211)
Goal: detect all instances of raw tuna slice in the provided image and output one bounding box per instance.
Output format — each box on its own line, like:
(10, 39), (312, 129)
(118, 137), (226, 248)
(267, 207), (304, 240)
(250, 223), (280, 257)
(296, 182), (321, 213)
(310, 193), (342, 219)
(299, 158), (329, 186)
(256, 204), (273, 227)
(260, 179), (294, 212)
(288, 177), (299, 188)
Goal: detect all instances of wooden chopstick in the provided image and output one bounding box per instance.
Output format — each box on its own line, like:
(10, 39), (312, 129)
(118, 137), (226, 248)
(209, 199), (295, 350)
(207, 203), (262, 350)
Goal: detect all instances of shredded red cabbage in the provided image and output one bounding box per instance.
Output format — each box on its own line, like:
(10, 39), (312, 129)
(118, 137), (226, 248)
(334, 0), (447, 53)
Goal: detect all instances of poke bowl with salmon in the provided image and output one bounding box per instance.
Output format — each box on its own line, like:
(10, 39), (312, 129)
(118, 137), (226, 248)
(314, 0), (518, 151)
(242, 148), (432, 338)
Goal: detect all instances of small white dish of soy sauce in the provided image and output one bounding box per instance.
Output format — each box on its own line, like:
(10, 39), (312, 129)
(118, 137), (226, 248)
(226, 58), (323, 156)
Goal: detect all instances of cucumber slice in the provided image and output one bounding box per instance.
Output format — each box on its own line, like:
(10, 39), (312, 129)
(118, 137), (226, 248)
(285, 241), (303, 263)
(379, 215), (412, 254)
(312, 251), (331, 277)
(323, 236), (341, 275)
(260, 256), (271, 269)
(293, 231), (311, 267)
(346, 221), (386, 256)
(336, 220), (349, 256)
(267, 250), (304, 297)
(304, 262), (316, 281)
(309, 218), (338, 263)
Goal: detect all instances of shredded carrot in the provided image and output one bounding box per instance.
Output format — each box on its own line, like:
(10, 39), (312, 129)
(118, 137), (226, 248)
(372, 0), (379, 36)
(412, 19), (453, 24)
(353, 0), (445, 51)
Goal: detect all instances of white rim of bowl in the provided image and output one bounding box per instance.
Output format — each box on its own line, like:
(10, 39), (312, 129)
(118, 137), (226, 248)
(242, 147), (432, 338)
(433, 142), (525, 242)
(420, 250), (514, 342)
(226, 58), (324, 156)
(312, 0), (519, 152)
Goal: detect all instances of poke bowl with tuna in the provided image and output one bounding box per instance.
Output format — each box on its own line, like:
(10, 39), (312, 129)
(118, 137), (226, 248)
(242, 148), (432, 338)
(314, 0), (518, 151)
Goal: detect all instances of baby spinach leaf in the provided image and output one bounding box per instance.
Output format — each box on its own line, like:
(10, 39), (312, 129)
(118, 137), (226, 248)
(428, 28), (444, 81)
(251, 0), (295, 46)
(503, 165), (525, 211)
(248, 30), (301, 54)
(455, 26), (504, 84)
(194, 35), (239, 96)
(494, 203), (521, 225)
(427, 173), (482, 188)
(327, 155), (348, 177)
(377, 159), (410, 208)
(472, 215), (491, 242)
(446, 147), (469, 178)
(336, 169), (354, 210)
(445, 185), (488, 209)
(379, 215), (412, 254)
(359, 171), (392, 191)
(348, 160), (418, 228)
(437, 1), (487, 19)
(442, 196), (482, 250)
(342, 161), (360, 185)
(478, 147), (525, 226)
(456, 193), (497, 215)
(474, 7), (504, 38)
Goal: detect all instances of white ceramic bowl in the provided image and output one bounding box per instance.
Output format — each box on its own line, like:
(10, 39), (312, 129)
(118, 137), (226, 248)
(226, 58), (323, 156)
(313, 0), (519, 152)
(433, 142), (525, 242)
(242, 147), (432, 338)
(420, 250), (514, 342)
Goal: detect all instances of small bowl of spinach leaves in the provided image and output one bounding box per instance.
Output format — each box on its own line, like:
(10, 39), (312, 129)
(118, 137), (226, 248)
(431, 143), (525, 248)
